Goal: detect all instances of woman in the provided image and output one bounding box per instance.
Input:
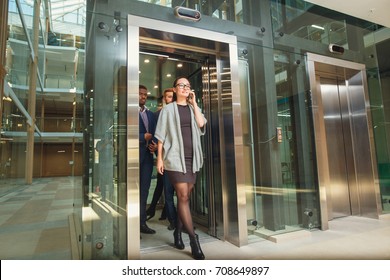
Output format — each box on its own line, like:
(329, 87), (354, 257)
(155, 77), (207, 260)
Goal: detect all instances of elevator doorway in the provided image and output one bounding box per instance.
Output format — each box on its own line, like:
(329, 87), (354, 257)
(126, 15), (246, 257)
(138, 48), (218, 237)
(307, 53), (381, 229)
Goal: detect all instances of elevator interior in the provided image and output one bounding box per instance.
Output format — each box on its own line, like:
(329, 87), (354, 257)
(307, 53), (381, 229)
(137, 46), (219, 251)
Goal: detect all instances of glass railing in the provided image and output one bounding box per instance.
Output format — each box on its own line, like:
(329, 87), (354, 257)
(1, 116), (83, 133)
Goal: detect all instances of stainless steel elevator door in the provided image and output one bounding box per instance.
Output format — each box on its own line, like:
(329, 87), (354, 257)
(308, 53), (380, 230)
(320, 77), (352, 218)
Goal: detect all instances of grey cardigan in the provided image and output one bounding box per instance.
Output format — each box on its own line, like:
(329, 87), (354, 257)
(155, 102), (207, 173)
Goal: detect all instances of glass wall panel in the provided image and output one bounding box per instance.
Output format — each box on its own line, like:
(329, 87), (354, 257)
(368, 63), (390, 213)
(135, 0), (259, 23)
(275, 49), (319, 229)
(270, 0), (384, 50)
(366, 31), (390, 214)
(83, 7), (128, 259)
(240, 38), (319, 239)
(6, 40), (29, 87)
(2, 0), (86, 255)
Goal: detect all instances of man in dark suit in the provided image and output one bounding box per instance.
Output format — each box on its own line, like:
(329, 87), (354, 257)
(139, 84), (157, 234)
(146, 88), (177, 230)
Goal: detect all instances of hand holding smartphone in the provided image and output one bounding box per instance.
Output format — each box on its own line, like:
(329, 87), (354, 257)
(187, 91), (194, 103)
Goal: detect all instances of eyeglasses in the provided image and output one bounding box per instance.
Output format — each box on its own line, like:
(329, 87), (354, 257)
(176, 83), (191, 90)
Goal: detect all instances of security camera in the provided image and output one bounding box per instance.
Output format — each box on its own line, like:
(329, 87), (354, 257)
(329, 44), (344, 55)
(174, 6), (201, 22)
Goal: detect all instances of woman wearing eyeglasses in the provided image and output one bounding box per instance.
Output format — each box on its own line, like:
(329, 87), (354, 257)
(155, 77), (207, 260)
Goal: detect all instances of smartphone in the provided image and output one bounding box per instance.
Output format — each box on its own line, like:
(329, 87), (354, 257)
(187, 92), (193, 101)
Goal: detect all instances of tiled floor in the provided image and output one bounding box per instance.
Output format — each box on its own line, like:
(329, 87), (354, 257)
(0, 177), (75, 260)
(141, 212), (390, 260)
(1, 177), (390, 260)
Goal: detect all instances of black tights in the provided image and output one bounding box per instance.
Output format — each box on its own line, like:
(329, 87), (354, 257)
(174, 182), (195, 238)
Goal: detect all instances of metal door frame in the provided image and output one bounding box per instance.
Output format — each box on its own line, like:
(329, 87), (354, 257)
(126, 15), (247, 259)
(307, 53), (381, 230)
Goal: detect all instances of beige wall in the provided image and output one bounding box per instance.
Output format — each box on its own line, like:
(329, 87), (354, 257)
(3, 143), (82, 178)
(40, 143), (83, 177)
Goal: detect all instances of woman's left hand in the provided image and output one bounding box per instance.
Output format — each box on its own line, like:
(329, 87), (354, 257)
(157, 158), (164, 175)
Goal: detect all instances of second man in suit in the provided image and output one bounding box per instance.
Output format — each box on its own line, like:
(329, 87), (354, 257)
(139, 84), (157, 234)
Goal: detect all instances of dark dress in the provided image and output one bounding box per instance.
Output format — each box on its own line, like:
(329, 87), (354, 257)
(166, 104), (197, 184)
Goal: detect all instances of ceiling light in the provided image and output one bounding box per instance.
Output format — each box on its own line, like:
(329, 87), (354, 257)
(139, 51), (168, 58)
(311, 24), (325, 30)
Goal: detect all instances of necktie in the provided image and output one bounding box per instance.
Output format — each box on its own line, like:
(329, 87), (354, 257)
(140, 109), (149, 132)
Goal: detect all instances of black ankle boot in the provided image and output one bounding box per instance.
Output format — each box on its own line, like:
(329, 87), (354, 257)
(190, 234), (205, 260)
(173, 229), (184, 250)
(146, 208), (155, 221)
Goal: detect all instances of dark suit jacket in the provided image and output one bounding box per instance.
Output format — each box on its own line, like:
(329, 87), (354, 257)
(139, 109), (157, 165)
